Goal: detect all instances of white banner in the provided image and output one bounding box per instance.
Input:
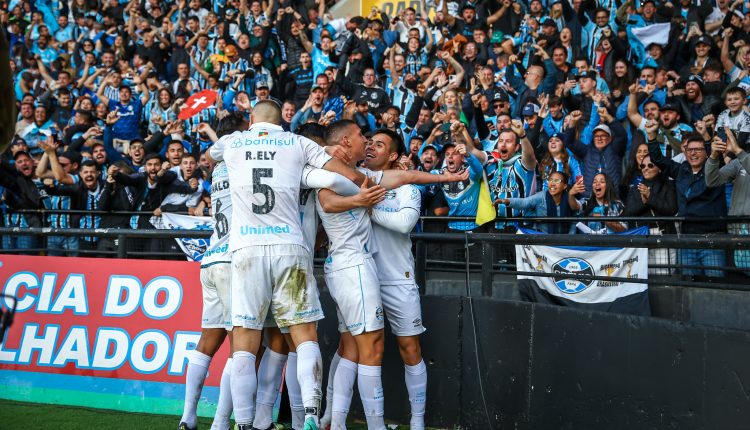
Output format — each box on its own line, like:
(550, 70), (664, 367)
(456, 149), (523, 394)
(159, 213), (214, 262)
(631, 23), (671, 49)
(515, 231), (648, 304)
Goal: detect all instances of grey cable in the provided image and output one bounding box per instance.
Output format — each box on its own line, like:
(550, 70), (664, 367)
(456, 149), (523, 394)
(464, 232), (492, 427)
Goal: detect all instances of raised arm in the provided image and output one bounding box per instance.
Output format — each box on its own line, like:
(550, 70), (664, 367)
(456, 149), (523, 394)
(0, 29), (15, 153)
(97, 74), (113, 105)
(379, 165), (469, 189)
(626, 83), (644, 127)
(297, 25), (313, 53)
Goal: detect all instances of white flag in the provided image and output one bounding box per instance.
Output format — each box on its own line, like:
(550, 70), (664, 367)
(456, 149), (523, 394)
(631, 23), (671, 48)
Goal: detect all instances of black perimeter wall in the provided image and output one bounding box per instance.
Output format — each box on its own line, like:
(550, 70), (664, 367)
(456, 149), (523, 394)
(315, 293), (750, 429)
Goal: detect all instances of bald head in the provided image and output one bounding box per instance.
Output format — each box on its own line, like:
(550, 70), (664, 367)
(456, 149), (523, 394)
(251, 100), (282, 125)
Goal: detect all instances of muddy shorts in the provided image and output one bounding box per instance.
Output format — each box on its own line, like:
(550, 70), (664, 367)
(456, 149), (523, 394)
(231, 244), (323, 329)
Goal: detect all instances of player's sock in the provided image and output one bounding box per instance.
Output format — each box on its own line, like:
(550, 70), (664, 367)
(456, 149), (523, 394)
(230, 351), (257, 426)
(181, 350), (212, 428)
(405, 360), (427, 430)
(286, 352), (306, 430)
(254, 348), (288, 429)
(330, 358), (357, 430)
(210, 357), (233, 430)
(296, 341), (323, 426)
(357, 364), (386, 430)
(320, 351), (342, 428)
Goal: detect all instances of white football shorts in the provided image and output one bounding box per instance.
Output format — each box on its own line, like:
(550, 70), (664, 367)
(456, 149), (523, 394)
(199, 263), (233, 330)
(381, 283), (426, 337)
(325, 257), (384, 336)
(231, 244), (323, 329)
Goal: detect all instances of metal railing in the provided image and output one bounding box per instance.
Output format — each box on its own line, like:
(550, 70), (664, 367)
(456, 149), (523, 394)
(0, 217), (749, 290)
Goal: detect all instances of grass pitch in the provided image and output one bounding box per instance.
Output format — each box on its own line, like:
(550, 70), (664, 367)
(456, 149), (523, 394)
(0, 399), (375, 429)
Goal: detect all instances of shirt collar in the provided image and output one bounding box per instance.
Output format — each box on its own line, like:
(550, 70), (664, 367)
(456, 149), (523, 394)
(249, 122), (283, 130)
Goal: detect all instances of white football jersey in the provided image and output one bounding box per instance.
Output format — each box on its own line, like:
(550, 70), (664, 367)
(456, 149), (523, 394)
(209, 123), (332, 252)
(201, 161), (232, 267)
(317, 167), (383, 272)
(372, 184), (421, 285)
(299, 173), (318, 253)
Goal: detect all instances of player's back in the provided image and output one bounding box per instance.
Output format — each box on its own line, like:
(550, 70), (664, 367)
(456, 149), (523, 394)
(208, 123), (331, 252)
(202, 161), (232, 267)
(316, 193), (375, 273)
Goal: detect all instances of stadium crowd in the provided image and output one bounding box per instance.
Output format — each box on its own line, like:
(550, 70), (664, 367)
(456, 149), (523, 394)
(3, 0), (750, 263)
(4, 0), (750, 428)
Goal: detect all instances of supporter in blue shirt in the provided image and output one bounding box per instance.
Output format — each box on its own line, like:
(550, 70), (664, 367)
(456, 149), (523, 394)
(96, 75), (150, 142)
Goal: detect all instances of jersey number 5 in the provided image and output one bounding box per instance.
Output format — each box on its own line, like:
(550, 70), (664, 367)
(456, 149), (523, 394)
(252, 168), (276, 214)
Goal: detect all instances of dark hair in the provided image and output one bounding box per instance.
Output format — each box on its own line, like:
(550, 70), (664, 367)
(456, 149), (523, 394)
(324, 119), (358, 146)
(296, 122), (326, 144)
(144, 153), (162, 163)
(215, 111), (247, 137)
(80, 159), (98, 169)
(583, 173), (619, 215)
(76, 110), (94, 122)
(726, 86), (747, 98)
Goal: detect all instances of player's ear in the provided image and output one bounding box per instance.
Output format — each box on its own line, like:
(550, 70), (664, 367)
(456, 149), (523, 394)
(388, 152), (398, 162)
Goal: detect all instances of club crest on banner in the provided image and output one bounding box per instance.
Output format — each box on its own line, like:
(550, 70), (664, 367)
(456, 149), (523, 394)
(551, 258), (595, 294)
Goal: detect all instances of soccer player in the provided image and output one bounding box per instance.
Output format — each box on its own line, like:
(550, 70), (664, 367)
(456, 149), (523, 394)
(317, 120), (467, 430)
(253, 123), (360, 430)
(207, 101), (364, 430)
(364, 129), (427, 430)
(178, 114), (246, 430)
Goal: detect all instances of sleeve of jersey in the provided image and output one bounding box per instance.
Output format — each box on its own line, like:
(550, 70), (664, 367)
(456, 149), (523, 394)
(208, 134), (228, 162)
(300, 135), (332, 168)
(301, 166), (360, 196)
(371, 186), (421, 234)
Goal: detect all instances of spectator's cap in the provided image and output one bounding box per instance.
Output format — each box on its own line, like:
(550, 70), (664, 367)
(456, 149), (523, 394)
(411, 134), (426, 142)
(593, 124), (612, 136)
(694, 35), (711, 46)
(548, 132), (563, 141)
(687, 74), (704, 89)
(733, 9), (745, 19)
(578, 70), (598, 81)
(311, 83), (324, 91)
(224, 45), (238, 57)
(660, 102), (680, 113)
(130, 137), (145, 146)
(255, 79), (270, 89)
(493, 91), (510, 102)
(226, 8), (238, 16)
(542, 18), (557, 28)
(640, 0), (656, 6)
(460, 3), (476, 11)
(421, 143), (440, 154)
(175, 30), (189, 38)
(59, 150), (82, 165)
(13, 150), (31, 160)
(355, 94), (369, 105)
(10, 136), (26, 147)
(522, 103), (540, 117)
(85, 11), (97, 18)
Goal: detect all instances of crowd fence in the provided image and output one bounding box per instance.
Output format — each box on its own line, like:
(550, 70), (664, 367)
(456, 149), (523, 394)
(2, 209), (750, 293)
